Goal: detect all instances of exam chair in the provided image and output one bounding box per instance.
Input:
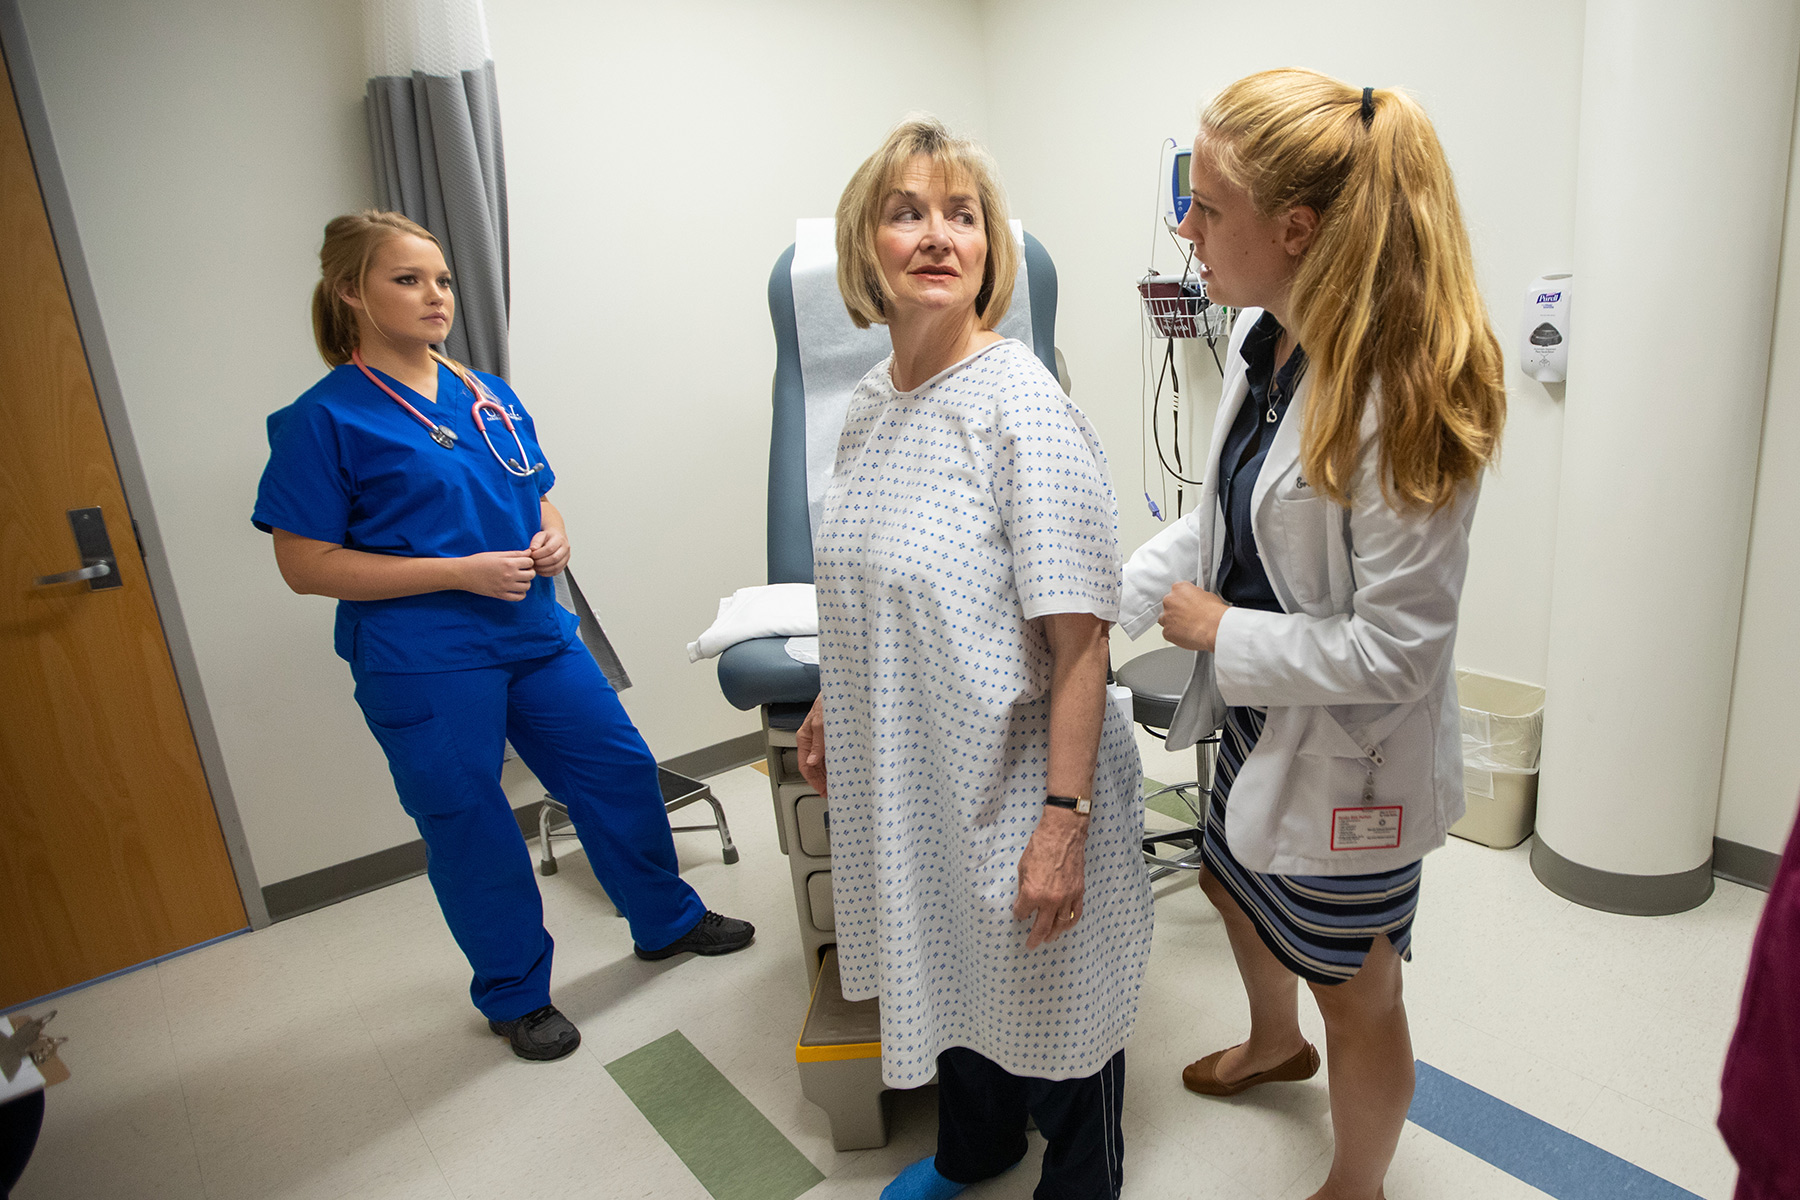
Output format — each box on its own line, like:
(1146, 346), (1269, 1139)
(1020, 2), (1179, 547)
(714, 224), (1063, 1151)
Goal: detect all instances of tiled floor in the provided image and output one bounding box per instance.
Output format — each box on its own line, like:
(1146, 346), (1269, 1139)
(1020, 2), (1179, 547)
(10, 739), (1761, 1199)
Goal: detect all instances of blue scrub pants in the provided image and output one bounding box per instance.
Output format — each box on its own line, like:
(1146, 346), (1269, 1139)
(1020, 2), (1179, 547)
(352, 640), (706, 1021)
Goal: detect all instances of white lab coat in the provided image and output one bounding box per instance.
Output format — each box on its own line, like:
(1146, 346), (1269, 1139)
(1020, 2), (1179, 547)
(1121, 310), (1477, 876)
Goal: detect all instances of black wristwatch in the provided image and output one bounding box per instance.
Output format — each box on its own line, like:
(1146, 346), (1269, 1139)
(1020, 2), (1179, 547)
(1045, 794), (1092, 816)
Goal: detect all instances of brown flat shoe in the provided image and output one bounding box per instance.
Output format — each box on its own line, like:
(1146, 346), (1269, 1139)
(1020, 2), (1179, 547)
(1181, 1041), (1320, 1097)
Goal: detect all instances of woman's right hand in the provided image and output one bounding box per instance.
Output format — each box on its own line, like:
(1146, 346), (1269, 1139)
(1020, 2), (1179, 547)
(460, 550), (537, 601)
(796, 696), (827, 797)
(1159, 581), (1230, 653)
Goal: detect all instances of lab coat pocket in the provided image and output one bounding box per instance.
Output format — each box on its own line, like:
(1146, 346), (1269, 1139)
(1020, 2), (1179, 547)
(1276, 752), (1368, 860)
(1295, 706), (1371, 761)
(1272, 493), (1335, 607)
(1323, 502), (1354, 611)
(1292, 707), (1370, 808)
(360, 705), (471, 819)
(1297, 702), (1434, 856)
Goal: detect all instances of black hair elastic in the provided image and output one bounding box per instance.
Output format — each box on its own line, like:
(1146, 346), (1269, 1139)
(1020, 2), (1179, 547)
(1360, 87), (1375, 126)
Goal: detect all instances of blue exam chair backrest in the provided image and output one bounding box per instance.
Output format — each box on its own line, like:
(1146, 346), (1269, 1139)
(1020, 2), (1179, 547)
(765, 233), (1061, 585)
(715, 233), (1060, 713)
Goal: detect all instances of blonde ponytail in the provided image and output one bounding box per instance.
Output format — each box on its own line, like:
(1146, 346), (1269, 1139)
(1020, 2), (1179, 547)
(1201, 70), (1505, 511)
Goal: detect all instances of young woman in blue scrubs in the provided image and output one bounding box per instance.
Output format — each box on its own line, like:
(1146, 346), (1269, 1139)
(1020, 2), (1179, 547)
(254, 211), (753, 1061)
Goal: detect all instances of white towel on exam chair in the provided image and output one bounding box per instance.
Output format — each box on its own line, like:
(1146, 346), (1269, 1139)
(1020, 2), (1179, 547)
(687, 583), (818, 662)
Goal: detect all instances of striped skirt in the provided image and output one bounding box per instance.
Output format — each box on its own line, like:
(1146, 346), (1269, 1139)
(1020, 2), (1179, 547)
(1200, 705), (1421, 986)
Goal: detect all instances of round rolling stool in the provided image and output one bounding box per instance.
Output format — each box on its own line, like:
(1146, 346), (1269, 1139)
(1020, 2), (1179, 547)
(1115, 646), (1220, 880)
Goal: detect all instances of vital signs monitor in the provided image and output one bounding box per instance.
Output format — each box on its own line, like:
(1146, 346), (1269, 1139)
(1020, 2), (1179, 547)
(1167, 147), (1192, 227)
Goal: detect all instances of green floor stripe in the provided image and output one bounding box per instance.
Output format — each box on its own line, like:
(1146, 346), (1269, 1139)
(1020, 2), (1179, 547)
(606, 1030), (824, 1200)
(1143, 777), (1202, 824)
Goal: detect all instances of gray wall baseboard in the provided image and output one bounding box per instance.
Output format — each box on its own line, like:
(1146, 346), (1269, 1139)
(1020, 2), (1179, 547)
(263, 804), (541, 922)
(261, 732), (762, 922)
(1713, 837), (1780, 892)
(1530, 836), (1715, 915)
(262, 837), (425, 923)
(1528, 834), (1784, 912)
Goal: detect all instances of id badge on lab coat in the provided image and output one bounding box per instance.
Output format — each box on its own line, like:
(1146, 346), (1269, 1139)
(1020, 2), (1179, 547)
(1331, 805), (1404, 851)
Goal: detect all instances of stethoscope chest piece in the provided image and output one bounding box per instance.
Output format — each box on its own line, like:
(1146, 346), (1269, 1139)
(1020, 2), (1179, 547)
(430, 425), (459, 449)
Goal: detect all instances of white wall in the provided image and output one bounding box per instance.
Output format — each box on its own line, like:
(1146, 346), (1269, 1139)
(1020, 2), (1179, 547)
(1717, 102), (1800, 855)
(487, 0), (987, 759)
(977, 0), (1585, 691)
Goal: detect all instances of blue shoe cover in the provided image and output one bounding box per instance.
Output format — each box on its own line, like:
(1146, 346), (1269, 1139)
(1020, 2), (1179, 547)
(880, 1156), (967, 1200)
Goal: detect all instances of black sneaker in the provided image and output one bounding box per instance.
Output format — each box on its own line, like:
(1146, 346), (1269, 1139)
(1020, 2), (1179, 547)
(633, 911), (756, 961)
(488, 1004), (581, 1061)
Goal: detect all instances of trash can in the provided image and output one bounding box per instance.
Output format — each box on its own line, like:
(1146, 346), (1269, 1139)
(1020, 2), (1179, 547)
(1449, 668), (1544, 849)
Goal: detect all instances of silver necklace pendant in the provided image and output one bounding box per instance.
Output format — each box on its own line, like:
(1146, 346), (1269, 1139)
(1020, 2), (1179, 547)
(431, 425), (458, 448)
(1265, 405), (1279, 424)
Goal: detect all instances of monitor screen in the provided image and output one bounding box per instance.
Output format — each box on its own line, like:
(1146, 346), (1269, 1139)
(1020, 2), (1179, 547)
(1174, 150), (1191, 198)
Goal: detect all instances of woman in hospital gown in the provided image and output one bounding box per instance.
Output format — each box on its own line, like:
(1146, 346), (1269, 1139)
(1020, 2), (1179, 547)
(796, 118), (1152, 1200)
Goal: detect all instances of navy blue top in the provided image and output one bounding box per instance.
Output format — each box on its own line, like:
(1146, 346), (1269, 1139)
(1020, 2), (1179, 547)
(1215, 312), (1308, 614)
(252, 361), (578, 673)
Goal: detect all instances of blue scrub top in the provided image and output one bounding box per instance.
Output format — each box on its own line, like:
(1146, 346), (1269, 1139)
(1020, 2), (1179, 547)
(252, 361), (578, 673)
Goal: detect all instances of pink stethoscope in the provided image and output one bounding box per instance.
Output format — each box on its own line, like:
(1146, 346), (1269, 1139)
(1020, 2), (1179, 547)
(352, 348), (544, 477)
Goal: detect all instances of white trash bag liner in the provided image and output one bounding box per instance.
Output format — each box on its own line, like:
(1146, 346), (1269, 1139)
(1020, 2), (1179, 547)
(1456, 669), (1544, 800)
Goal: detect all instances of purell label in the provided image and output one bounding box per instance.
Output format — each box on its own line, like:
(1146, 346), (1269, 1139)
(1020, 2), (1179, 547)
(1522, 275), (1571, 383)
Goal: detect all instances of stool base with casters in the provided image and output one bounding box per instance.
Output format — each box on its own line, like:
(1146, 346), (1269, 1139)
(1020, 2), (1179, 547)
(1115, 646), (1219, 881)
(538, 765), (739, 879)
(1142, 775), (1213, 880)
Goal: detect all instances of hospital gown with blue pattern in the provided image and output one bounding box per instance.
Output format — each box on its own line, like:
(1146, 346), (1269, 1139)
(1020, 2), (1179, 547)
(815, 338), (1153, 1087)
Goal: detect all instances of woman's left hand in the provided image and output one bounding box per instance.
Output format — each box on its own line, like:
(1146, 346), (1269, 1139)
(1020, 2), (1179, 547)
(1014, 808), (1088, 949)
(532, 499), (572, 577)
(529, 526), (569, 576)
(1159, 581), (1230, 653)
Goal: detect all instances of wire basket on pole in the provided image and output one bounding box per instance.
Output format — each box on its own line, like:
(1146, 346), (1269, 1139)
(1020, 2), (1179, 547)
(1137, 272), (1211, 339)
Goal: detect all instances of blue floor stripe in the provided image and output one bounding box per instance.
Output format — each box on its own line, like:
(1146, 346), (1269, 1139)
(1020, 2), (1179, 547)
(1409, 1061), (1702, 1200)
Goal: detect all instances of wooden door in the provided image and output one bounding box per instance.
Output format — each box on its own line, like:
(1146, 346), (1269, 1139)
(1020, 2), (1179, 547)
(0, 46), (246, 1009)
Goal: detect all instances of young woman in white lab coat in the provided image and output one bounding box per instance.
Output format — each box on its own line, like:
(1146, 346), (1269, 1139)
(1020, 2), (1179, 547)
(1121, 70), (1506, 1200)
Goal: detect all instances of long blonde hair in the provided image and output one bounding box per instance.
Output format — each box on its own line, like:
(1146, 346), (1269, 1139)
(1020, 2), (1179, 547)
(1202, 69), (1505, 511)
(311, 210), (488, 395)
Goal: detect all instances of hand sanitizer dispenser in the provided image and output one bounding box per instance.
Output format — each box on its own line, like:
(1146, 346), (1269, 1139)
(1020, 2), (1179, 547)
(1521, 274), (1571, 383)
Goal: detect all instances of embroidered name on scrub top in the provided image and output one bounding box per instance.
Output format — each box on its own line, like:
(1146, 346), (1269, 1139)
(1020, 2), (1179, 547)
(251, 361), (577, 673)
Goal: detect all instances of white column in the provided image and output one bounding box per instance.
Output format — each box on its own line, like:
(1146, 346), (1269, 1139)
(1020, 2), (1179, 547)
(1533, 0), (1800, 913)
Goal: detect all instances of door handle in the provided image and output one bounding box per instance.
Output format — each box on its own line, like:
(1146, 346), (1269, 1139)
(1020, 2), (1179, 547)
(35, 562), (112, 586)
(32, 507), (122, 591)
